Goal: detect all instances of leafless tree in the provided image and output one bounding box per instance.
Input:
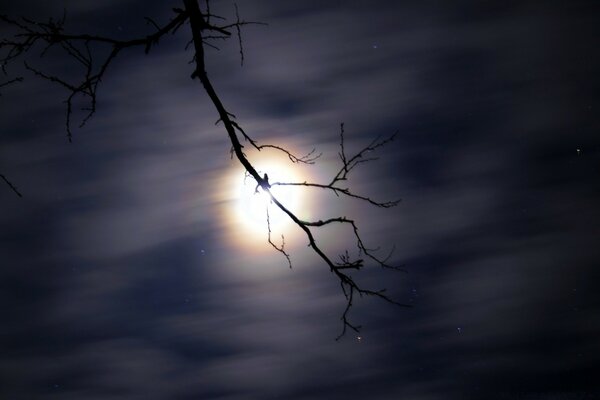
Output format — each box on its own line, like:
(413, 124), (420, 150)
(0, 0), (409, 339)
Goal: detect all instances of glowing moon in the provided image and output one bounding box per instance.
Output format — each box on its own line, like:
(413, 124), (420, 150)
(218, 148), (318, 256)
(233, 159), (303, 235)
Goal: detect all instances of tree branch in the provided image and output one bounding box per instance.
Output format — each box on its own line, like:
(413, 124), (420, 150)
(271, 125), (400, 207)
(1, 10), (189, 141)
(1, 173), (22, 197)
(1, 1), (407, 337)
(266, 205), (292, 269)
(0, 76), (23, 94)
(183, 0), (408, 338)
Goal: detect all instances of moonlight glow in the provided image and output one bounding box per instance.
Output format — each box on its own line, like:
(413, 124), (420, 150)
(234, 159), (304, 235)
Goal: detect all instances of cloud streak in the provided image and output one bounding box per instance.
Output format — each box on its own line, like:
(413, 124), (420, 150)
(1, 1), (598, 399)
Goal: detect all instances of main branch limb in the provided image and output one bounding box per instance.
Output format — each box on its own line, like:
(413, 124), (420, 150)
(1, 0), (408, 335)
(184, 0), (408, 339)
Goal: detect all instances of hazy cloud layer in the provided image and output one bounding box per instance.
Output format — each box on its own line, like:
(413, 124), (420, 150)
(1, 1), (598, 399)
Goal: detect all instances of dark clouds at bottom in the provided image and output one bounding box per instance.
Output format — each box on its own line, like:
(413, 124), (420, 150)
(1, 0), (600, 399)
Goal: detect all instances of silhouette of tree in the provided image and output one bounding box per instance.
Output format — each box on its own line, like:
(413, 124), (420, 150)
(0, 1), (409, 338)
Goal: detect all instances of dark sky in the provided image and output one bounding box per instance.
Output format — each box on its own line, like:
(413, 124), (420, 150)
(1, 1), (599, 399)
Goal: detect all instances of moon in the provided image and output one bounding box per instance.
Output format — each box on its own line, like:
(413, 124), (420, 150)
(234, 158), (304, 235)
(217, 147), (319, 258)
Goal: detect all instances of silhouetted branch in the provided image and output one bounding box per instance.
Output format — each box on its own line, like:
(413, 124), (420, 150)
(1, 10), (188, 141)
(258, 145), (322, 164)
(0, 76), (23, 94)
(183, 0), (408, 338)
(271, 124), (400, 206)
(1, 173), (22, 197)
(234, 4), (244, 66)
(266, 205), (292, 269)
(1, 1), (407, 337)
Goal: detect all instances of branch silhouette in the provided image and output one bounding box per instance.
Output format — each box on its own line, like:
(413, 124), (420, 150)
(1, 10), (188, 141)
(1, 173), (22, 197)
(1, 1), (409, 338)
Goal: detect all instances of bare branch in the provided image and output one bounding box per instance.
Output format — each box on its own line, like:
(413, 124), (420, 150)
(266, 205), (292, 269)
(2, 1), (406, 338)
(1, 10), (189, 141)
(256, 144), (322, 164)
(182, 0), (408, 337)
(144, 17), (161, 32)
(234, 3), (244, 66)
(1, 173), (22, 197)
(271, 124), (400, 207)
(272, 181), (400, 207)
(332, 124), (400, 184)
(0, 76), (23, 94)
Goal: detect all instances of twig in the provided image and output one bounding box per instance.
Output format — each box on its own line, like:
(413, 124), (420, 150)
(1, 173), (22, 197)
(266, 205), (292, 268)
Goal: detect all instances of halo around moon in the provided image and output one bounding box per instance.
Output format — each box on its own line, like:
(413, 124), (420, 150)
(221, 151), (315, 254)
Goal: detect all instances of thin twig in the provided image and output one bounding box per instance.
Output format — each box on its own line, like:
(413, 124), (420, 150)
(1, 173), (22, 197)
(266, 205), (292, 268)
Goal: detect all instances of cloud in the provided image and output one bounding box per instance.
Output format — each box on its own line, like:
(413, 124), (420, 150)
(1, 1), (599, 399)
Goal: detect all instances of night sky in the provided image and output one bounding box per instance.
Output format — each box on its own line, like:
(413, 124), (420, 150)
(1, 1), (599, 399)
